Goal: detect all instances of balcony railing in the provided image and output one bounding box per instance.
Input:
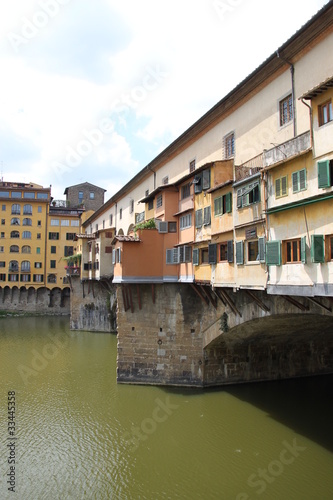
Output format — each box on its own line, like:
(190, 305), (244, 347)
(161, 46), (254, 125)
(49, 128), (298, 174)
(65, 266), (81, 276)
(263, 131), (311, 167)
(235, 153), (264, 182)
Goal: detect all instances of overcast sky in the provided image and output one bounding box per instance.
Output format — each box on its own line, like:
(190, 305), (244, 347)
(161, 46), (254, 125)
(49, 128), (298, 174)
(0, 0), (329, 200)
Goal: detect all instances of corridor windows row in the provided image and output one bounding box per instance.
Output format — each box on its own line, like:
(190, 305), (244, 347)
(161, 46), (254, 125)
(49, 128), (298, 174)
(166, 245), (192, 264)
(195, 207), (211, 228)
(10, 231), (32, 239)
(11, 204), (33, 215)
(265, 235), (333, 266)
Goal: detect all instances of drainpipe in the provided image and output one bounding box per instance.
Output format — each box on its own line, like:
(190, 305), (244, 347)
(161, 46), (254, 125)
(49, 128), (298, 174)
(301, 98), (314, 157)
(147, 164), (156, 190)
(261, 170), (270, 288)
(276, 51), (297, 137)
(115, 202), (117, 234)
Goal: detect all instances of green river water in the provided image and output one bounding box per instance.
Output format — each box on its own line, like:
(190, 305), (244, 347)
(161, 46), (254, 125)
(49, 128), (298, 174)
(0, 316), (332, 499)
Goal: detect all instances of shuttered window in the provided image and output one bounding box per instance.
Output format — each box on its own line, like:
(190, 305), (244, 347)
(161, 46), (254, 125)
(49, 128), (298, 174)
(317, 160), (332, 188)
(208, 244), (217, 264)
(258, 237), (266, 262)
(195, 209), (203, 228)
(275, 176), (288, 198)
(235, 241), (244, 265)
(266, 240), (281, 266)
(311, 234), (324, 263)
(193, 248), (199, 266)
(203, 206), (211, 226)
(301, 236), (307, 263)
(202, 170), (211, 190)
(214, 193), (232, 216)
(292, 169), (307, 193)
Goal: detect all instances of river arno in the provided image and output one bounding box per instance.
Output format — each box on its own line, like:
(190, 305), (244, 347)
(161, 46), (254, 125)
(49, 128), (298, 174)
(0, 316), (332, 500)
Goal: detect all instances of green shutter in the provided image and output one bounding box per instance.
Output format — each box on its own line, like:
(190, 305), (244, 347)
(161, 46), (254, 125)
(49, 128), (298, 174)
(214, 196), (222, 216)
(299, 169), (307, 191)
(258, 237), (266, 262)
(166, 249), (173, 264)
(208, 244), (217, 264)
(275, 178), (281, 198)
(311, 234), (324, 263)
(225, 192), (232, 213)
(318, 160), (331, 188)
(203, 206), (211, 225)
(266, 240), (281, 266)
(292, 171), (299, 193)
(236, 241), (244, 265)
(195, 209), (202, 228)
(227, 240), (234, 263)
(236, 189), (242, 208)
(194, 174), (202, 194)
(301, 236), (307, 263)
(193, 248), (199, 266)
(281, 176), (288, 196)
(202, 169), (211, 190)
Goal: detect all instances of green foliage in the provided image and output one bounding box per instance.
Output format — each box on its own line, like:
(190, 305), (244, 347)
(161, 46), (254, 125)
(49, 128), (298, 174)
(134, 219), (156, 231)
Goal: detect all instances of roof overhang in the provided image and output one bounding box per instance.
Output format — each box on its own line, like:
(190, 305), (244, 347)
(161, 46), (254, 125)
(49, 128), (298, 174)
(300, 76), (333, 100)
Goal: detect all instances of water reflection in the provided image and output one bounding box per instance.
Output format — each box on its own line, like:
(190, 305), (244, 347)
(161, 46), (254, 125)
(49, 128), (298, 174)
(0, 317), (332, 499)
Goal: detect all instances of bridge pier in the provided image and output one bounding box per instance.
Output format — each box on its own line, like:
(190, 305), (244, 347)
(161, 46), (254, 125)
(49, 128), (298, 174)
(116, 283), (333, 388)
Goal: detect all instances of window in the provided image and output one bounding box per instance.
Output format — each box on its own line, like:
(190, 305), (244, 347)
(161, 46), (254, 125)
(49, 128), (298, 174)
(11, 191), (22, 198)
(1, 233), (4, 238)
(275, 176), (288, 198)
(112, 248), (121, 265)
(0, 247), (3, 252)
(66, 233), (76, 240)
(61, 220), (69, 226)
(318, 100), (332, 126)
(90, 191), (95, 199)
(51, 219), (59, 226)
(237, 182), (260, 208)
(22, 245), (31, 254)
(181, 183), (191, 199)
(64, 246), (74, 257)
(119, 208), (122, 220)
(22, 218), (32, 226)
(71, 220), (79, 227)
(10, 245), (19, 253)
(9, 260), (19, 272)
(36, 247), (41, 254)
(78, 191), (83, 203)
(0, 261), (5, 267)
(208, 244), (217, 264)
(166, 248), (180, 264)
(37, 220), (41, 226)
(279, 94), (293, 126)
(1, 219), (5, 225)
(23, 204), (32, 215)
(51, 246), (56, 254)
(0, 193), (9, 199)
(0, 274), (6, 281)
(326, 235), (333, 261)
(318, 160), (333, 188)
(214, 193), (232, 216)
(169, 222), (177, 233)
(224, 132), (235, 159)
(195, 209), (203, 228)
(33, 274), (44, 282)
(201, 248), (209, 264)
(203, 206), (211, 225)
(50, 260), (56, 269)
(180, 245), (192, 263)
(130, 199), (134, 214)
(49, 232), (59, 240)
(162, 176), (169, 185)
(35, 262), (42, 268)
(180, 213), (192, 230)
(9, 274), (18, 282)
(193, 173), (202, 194)
(109, 214), (113, 226)
(193, 248), (199, 266)
(37, 193), (48, 199)
(148, 199), (154, 210)
(219, 241), (234, 263)
(247, 240), (259, 262)
(156, 194), (163, 209)
(292, 169), (307, 193)
(38, 206), (42, 213)
(21, 261), (30, 272)
(285, 238), (301, 263)
(37, 233), (41, 239)
(189, 160), (196, 173)
(20, 274), (31, 282)
(47, 274), (57, 283)
(24, 192), (35, 199)
(2, 205), (6, 210)
(11, 204), (20, 215)
(10, 231), (20, 238)
(22, 231), (31, 239)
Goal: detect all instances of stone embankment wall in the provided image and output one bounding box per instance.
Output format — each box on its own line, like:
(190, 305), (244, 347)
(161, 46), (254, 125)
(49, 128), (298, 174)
(0, 286), (70, 315)
(70, 276), (116, 332)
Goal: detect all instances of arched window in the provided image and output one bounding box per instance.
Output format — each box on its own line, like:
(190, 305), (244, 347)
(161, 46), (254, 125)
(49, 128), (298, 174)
(21, 261), (30, 272)
(10, 245), (19, 253)
(22, 218), (32, 226)
(11, 218), (20, 225)
(9, 260), (19, 272)
(47, 274), (57, 283)
(22, 245), (31, 254)
(11, 204), (21, 215)
(22, 231), (31, 239)
(10, 231), (20, 238)
(23, 204), (32, 215)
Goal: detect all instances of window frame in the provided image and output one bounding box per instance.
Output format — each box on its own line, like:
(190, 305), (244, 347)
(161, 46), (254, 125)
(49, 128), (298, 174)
(318, 100), (333, 127)
(279, 94), (293, 127)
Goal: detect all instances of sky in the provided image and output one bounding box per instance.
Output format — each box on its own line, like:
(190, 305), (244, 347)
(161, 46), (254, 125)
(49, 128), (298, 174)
(0, 0), (330, 201)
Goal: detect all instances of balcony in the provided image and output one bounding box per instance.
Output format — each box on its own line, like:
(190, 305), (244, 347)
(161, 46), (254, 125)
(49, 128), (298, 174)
(235, 153), (264, 182)
(65, 266), (81, 276)
(178, 196), (194, 214)
(264, 131), (311, 167)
